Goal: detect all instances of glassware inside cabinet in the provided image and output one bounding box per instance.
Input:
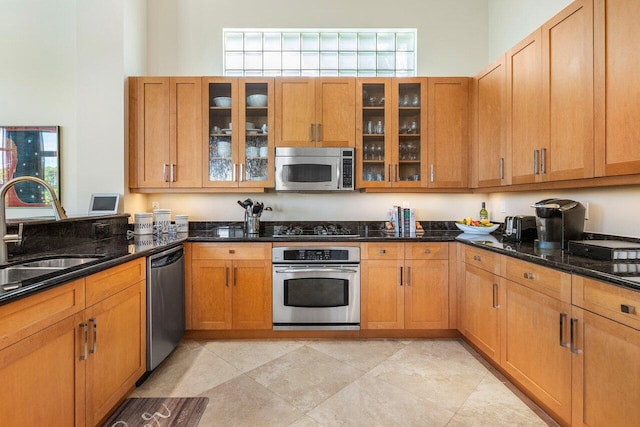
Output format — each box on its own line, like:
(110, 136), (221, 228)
(397, 82), (422, 182)
(208, 82), (234, 183)
(361, 83), (386, 183)
(243, 82), (270, 182)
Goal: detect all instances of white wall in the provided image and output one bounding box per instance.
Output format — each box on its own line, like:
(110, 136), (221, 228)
(146, 0), (488, 76)
(486, 0), (573, 62)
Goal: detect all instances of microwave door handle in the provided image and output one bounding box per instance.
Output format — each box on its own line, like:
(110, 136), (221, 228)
(337, 161), (341, 190)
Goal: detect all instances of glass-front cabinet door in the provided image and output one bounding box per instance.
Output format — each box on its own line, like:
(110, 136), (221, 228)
(356, 78), (392, 188)
(203, 77), (274, 188)
(203, 77), (238, 187)
(392, 78), (427, 187)
(239, 79), (274, 187)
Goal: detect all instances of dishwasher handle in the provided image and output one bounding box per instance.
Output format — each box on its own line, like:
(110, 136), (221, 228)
(150, 246), (184, 269)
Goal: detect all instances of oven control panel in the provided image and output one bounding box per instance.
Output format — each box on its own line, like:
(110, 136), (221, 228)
(272, 247), (360, 263)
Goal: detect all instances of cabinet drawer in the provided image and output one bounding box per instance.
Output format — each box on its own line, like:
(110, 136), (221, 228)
(573, 275), (640, 330)
(463, 246), (500, 274)
(0, 279), (85, 351)
(405, 242), (448, 260)
(361, 243), (403, 260)
(191, 243), (271, 260)
(502, 257), (571, 302)
(86, 258), (146, 307)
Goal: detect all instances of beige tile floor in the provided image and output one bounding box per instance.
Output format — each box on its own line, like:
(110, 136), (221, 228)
(131, 339), (559, 426)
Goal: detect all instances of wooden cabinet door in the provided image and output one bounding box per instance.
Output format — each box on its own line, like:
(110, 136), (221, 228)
(542, 0), (594, 182)
(361, 259), (404, 329)
(472, 55), (508, 188)
(275, 78), (316, 147)
(356, 78), (393, 188)
(501, 279), (572, 425)
(315, 78), (356, 147)
(426, 77), (470, 188)
(571, 306), (640, 426)
(404, 259), (449, 329)
(594, 0), (640, 176)
(191, 259), (233, 329)
(129, 77), (171, 188)
(462, 264), (501, 363)
(170, 77), (202, 187)
(0, 314), (85, 427)
(85, 282), (146, 427)
(507, 29), (543, 185)
(232, 260), (272, 330)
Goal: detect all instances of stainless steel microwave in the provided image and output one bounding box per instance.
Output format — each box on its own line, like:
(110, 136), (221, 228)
(275, 147), (354, 191)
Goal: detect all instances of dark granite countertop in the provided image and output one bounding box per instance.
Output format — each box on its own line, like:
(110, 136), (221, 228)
(3, 216), (640, 306)
(455, 233), (640, 293)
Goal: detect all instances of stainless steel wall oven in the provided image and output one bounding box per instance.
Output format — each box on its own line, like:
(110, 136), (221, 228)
(272, 246), (360, 330)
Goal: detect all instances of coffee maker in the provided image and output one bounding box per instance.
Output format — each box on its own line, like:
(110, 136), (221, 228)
(532, 198), (585, 249)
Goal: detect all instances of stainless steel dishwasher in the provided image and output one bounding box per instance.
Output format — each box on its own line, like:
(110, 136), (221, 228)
(147, 244), (185, 371)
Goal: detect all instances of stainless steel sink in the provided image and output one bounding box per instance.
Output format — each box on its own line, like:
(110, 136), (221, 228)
(0, 256), (102, 290)
(18, 257), (101, 269)
(0, 267), (64, 290)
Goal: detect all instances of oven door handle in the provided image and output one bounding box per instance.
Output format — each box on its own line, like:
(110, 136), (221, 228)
(274, 268), (359, 274)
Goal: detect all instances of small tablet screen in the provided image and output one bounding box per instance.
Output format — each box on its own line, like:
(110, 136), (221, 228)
(89, 194), (121, 215)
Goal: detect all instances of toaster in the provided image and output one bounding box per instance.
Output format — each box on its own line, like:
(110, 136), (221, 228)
(503, 215), (538, 242)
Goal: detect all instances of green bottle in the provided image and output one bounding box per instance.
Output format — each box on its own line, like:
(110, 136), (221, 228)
(479, 202), (488, 220)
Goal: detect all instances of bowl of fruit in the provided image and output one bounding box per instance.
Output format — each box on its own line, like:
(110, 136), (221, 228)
(455, 218), (500, 234)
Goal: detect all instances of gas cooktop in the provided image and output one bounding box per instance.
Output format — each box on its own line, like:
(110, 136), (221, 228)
(272, 223), (360, 238)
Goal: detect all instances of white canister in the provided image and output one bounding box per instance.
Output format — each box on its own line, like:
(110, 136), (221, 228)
(133, 234), (154, 251)
(153, 209), (171, 234)
(133, 213), (153, 235)
(175, 214), (189, 233)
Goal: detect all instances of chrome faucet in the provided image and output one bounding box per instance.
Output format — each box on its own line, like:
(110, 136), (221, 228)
(0, 176), (67, 264)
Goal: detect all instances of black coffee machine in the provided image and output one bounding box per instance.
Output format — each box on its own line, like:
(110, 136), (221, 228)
(531, 198), (585, 249)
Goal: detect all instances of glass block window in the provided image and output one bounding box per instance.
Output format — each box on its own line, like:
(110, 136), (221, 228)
(223, 29), (417, 77)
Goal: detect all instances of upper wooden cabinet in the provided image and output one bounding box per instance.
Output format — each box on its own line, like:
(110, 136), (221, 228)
(426, 77), (469, 189)
(356, 77), (468, 190)
(471, 55), (508, 188)
(594, 0), (640, 176)
(275, 78), (356, 147)
(541, 0), (594, 182)
(129, 77), (203, 189)
(507, 29), (544, 185)
(202, 77), (274, 188)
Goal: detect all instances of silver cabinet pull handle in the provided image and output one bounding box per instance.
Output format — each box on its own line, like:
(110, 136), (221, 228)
(89, 318), (97, 354)
(621, 304), (636, 314)
(533, 150), (539, 175)
(430, 164), (435, 182)
(559, 313), (569, 348)
(399, 266), (403, 286)
(424, 249), (431, 254)
(232, 163), (237, 182)
(499, 157), (504, 180)
(540, 148), (546, 174)
(473, 255), (481, 261)
(310, 124), (314, 142)
(163, 164), (168, 182)
(239, 163), (244, 182)
(523, 272), (534, 280)
(317, 123), (322, 141)
(570, 318), (582, 354)
(170, 164), (175, 182)
(380, 249), (386, 254)
(80, 322), (88, 360)
(492, 283), (500, 308)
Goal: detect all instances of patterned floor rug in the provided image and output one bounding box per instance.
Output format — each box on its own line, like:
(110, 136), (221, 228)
(102, 397), (209, 427)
